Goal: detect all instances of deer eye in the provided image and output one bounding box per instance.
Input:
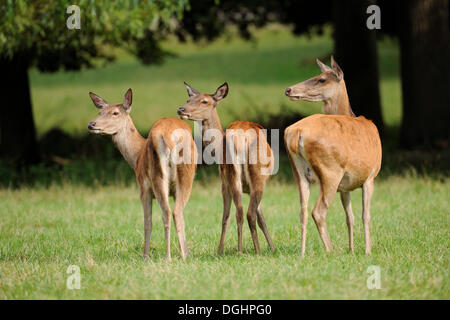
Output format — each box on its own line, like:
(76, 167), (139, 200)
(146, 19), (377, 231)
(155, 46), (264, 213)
(201, 100), (208, 104)
(319, 78), (326, 83)
(113, 111), (119, 116)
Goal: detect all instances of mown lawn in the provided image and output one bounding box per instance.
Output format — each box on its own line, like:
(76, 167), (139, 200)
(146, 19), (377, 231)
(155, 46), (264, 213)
(1, 25), (448, 299)
(0, 175), (448, 299)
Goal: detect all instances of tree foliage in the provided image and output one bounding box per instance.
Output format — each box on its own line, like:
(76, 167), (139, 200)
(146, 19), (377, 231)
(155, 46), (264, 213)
(0, 0), (188, 70)
(177, 0), (332, 42)
(0, 0), (189, 165)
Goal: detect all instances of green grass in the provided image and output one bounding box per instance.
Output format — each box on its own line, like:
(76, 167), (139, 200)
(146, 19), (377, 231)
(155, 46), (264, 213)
(1, 25), (448, 299)
(0, 175), (448, 299)
(29, 25), (401, 137)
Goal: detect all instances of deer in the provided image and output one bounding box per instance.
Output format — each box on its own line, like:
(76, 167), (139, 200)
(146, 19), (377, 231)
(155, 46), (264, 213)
(283, 56), (382, 256)
(87, 88), (197, 261)
(177, 82), (275, 255)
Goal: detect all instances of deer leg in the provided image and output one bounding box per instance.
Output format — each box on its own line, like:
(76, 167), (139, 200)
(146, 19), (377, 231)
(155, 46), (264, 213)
(311, 179), (339, 253)
(172, 196), (189, 260)
(153, 182), (172, 262)
(161, 202), (172, 262)
(362, 179), (374, 255)
(247, 163), (274, 253)
(218, 184), (232, 255)
(247, 191), (262, 254)
(140, 189), (153, 259)
(172, 208), (188, 260)
(172, 166), (195, 260)
(256, 206), (275, 252)
(340, 191), (354, 252)
(287, 152), (310, 257)
(298, 175), (310, 257)
(230, 187), (244, 253)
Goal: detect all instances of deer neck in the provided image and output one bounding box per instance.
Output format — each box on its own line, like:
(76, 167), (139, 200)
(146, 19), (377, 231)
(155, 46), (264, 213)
(112, 116), (146, 169)
(323, 80), (355, 116)
(201, 107), (224, 149)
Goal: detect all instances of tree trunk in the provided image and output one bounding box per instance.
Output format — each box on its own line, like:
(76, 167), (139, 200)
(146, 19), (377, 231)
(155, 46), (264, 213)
(399, 0), (450, 149)
(332, 0), (384, 135)
(0, 53), (39, 165)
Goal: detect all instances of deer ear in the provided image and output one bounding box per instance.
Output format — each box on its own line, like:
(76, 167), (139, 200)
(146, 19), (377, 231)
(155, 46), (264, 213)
(89, 92), (108, 109)
(331, 56), (344, 81)
(213, 82), (229, 101)
(316, 58), (332, 73)
(184, 82), (200, 97)
(123, 88), (132, 113)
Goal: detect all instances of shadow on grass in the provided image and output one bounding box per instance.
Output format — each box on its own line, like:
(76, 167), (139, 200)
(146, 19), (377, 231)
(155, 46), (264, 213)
(108, 242), (360, 264)
(1, 113), (448, 188)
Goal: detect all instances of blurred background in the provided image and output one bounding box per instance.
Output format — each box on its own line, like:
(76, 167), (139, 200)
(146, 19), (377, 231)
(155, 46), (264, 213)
(0, 0), (449, 186)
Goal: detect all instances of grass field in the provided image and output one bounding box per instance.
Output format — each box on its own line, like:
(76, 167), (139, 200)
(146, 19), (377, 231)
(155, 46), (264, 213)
(0, 26), (448, 299)
(1, 176), (448, 299)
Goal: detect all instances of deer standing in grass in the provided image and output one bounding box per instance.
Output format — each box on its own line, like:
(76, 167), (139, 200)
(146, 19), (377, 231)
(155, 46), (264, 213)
(284, 57), (382, 256)
(177, 82), (275, 254)
(88, 89), (197, 261)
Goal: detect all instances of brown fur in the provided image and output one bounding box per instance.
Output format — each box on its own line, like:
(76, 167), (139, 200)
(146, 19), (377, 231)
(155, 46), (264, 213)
(219, 121), (275, 254)
(285, 56), (355, 116)
(284, 58), (382, 256)
(88, 89), (197, 261)
(178, 82), (275, 254)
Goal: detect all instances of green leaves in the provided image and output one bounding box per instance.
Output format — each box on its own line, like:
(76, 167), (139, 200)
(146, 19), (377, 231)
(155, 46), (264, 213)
(0, 0), (189, 69)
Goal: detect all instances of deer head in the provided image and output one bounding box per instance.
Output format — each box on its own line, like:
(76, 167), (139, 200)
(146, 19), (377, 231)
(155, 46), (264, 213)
(88, 88), (133, 135)
(284, 56), (344, 102)
(177, 82), (229, 121)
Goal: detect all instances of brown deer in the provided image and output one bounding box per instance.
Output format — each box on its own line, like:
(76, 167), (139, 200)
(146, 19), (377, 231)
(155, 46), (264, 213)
(177, 82), (275, 254)
(284, 57), (382, 256)
(88, 88), (197, 261)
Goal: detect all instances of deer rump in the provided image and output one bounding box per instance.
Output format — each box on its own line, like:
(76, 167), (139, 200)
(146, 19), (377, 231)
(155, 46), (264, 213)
(285, 114), (382, 192)
(145, 118), (197, 197)
(221, 121), (274, 195)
